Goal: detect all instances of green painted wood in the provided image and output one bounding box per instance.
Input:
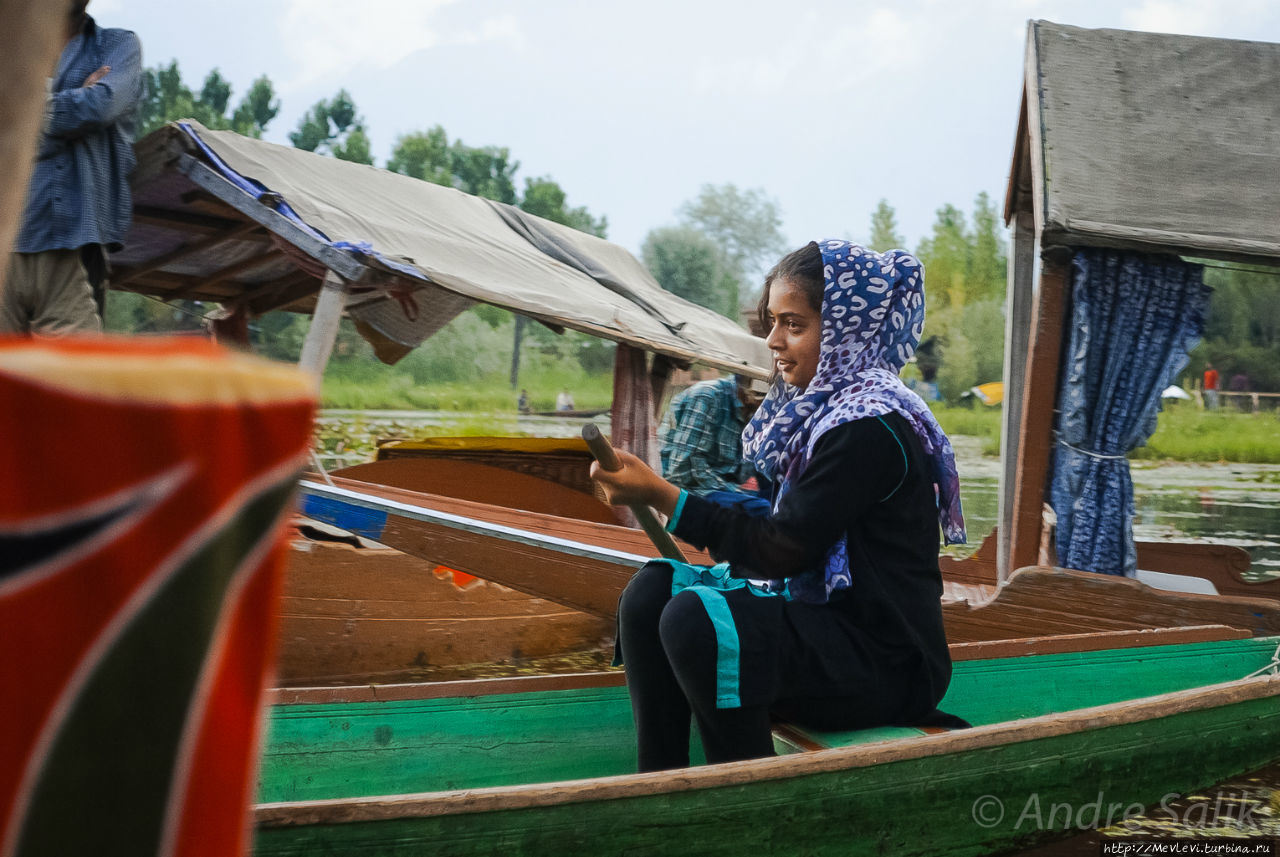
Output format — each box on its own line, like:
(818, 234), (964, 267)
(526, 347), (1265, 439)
(255, 694), (1280, 857)
(259, 637), (1280, 802)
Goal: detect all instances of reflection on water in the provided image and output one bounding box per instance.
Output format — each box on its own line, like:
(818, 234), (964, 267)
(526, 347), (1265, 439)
(952, 441), (1280, 580)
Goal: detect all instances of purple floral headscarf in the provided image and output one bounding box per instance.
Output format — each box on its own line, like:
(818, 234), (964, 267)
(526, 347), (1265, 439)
(740, 239), (966, 603)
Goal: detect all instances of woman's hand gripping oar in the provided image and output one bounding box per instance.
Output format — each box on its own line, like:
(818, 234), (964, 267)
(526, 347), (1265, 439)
(582, 423), (688, 562)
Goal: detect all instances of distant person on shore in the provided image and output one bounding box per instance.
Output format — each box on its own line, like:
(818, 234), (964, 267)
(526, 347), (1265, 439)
(2, 0), (142, 336)
(1230, 370), (1250, 411)
(659, 374), (769, 514)
(555, 389), (575, 412)
(1203, 362), (1219, 410)
(517, 388), (530, 413)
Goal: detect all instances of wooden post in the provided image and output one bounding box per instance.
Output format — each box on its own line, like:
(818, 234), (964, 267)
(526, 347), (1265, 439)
(649, 354), (675, 421)
(0, 2), (66, 272)
(1007, 249), (1071, 574)
(997, 210), (1036, 581)
(298, 270), (347, 378)
(509, 315), (526, 388)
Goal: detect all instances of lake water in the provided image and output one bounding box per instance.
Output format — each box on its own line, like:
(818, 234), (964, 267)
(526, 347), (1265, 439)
(947, 435), (1280, 580)
(318, 410), (1280, 580)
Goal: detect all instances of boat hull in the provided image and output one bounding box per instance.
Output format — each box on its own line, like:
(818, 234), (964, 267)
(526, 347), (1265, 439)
(255, 638), (1280, 856)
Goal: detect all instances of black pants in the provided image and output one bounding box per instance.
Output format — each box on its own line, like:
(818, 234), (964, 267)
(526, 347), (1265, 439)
(617, 562), (918, 772)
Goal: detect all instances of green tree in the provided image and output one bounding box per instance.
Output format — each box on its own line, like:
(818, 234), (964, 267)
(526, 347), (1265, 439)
(641, 226), (738, 318)
(916, 203), (970, 309)
(1196, 263), (1280, 391)
(679, 183), (787, 295)
(969, 191), (1007, 302)
(911, 194), (1010, 399)
(386, 127), (519, 204)
(869, 199), (905, 250)
(290, 89), (373, 165)
(386, 126), (453, 185)
(520, 176), (607, 237)
(229, 75), (280, 138)
(138, 62), (279, 138)
(450, 143), (518, 203)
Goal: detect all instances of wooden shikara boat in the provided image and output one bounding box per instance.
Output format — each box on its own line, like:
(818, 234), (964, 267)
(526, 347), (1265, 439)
(255, 633), (1280, 856)
(297, 477), (1280, 640)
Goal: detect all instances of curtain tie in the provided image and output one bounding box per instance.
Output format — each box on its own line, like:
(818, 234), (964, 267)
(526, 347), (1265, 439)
(1055, 438), (1127, 461)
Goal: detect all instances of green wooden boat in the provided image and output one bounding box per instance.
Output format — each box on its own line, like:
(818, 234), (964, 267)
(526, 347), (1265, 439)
(255, 636), (1280, 856)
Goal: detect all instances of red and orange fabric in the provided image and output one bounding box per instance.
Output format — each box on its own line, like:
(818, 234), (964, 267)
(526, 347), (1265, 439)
(0, 337), (314, 857)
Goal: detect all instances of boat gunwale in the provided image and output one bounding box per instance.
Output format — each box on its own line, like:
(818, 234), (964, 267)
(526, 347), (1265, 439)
(299, 478), (648, 566)
(255, 670), (1280, 827)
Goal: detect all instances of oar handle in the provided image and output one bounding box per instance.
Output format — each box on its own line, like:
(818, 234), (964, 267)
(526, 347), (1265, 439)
(583, 423), (688, 562)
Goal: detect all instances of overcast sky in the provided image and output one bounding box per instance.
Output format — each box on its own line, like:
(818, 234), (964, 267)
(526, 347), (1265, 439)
(98, 0), (1280, 267)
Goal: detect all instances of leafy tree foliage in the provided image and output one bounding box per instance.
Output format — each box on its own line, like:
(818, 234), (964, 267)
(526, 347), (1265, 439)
(289, 90), (373, 165)
(641, 226), (738, 318)
(521, 176), (607, 237)
(911, 194), (1010, 400)
(386, 126), (518, 203)
(138, 61), (279, 138)
(1192, 264), (1280, 391)
(679, 183), (787, 291)
(869, 199), (905, 251)
(385, 126), (452, 185)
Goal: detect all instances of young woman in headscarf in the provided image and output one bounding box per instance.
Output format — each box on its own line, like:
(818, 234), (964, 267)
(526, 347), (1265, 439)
(591, 240), (966, 772)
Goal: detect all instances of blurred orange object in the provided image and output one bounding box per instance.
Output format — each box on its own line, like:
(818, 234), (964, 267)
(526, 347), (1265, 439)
(0, 337), (314, 857)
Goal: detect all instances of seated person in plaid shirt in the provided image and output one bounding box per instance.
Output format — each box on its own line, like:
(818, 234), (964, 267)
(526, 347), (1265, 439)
(659, 375), (770, 515)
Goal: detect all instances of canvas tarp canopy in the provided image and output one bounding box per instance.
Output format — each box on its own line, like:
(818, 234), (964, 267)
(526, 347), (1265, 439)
(1006, 20), (1280, 265)
(113, 121), (771, 377)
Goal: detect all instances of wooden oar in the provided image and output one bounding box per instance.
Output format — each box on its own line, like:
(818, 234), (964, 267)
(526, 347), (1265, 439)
(582, 423), (688, 562)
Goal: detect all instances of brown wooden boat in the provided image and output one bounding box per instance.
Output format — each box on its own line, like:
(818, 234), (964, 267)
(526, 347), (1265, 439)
(277, 529), (613, 687)
(297, 475), (1280, 646)
(281, 427), (1280, 686)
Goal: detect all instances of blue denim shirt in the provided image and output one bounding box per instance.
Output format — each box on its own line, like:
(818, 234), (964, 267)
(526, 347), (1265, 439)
(16, 17), (142, 254)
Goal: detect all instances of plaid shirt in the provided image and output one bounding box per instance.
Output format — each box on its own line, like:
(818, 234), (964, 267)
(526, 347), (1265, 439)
(17, 17), (142, 254)
(659, 377), (752, 495)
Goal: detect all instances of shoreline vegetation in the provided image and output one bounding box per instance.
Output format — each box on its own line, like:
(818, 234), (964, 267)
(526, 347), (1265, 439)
(319, 378), (1280, 465)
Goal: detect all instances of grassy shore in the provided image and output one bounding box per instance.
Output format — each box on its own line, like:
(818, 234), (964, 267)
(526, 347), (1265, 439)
(926, 402), (1280, 463)
(1133, 405), (1280, 463)
(322, 373), (614, 413)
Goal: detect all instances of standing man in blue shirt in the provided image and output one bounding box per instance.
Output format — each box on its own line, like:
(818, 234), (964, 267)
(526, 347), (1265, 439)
(2, 0), (141, 336)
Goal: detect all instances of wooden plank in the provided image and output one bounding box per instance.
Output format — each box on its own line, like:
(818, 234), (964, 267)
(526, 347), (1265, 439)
(131, 206), (244, 235)
(270, 671), (627, 706)
(948, 625), (1250, 661)
(946, 530), (1271, 603)
(298, 270), (347, 377)
(275, 539), (612, 687)
(163, 248), (285, 303)
(1007, 251), (1071, 573)
(998, 208), (1036, 580)
(176, 154), (368, 283)
(943, 566), (1280, 643)
(115, 220), (263, 286)
(236, 269), (317, 309)
(247, 274), (324, 315)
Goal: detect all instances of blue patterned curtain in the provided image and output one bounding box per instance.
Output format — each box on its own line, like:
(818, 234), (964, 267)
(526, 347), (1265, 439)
(1050, 249), (1210, 576)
